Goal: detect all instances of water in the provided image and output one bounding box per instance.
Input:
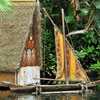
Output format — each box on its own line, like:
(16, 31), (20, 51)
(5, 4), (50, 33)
(0, 91), (100, 100)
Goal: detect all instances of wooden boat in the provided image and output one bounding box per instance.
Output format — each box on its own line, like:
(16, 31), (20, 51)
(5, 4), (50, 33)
(1, 0), (100, 94)
(1, 79), (100, 94)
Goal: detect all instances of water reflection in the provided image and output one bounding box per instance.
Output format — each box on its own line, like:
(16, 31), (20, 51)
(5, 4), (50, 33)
(0, 91), (99, 100)
(0, 91), (11, 100)
(41, 94), (92, 100)
(17, 95), (41, 100)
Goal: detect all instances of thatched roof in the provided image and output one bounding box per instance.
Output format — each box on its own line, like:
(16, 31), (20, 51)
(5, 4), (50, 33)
(0, 2), (36, 72)
(32, 3), (42, 67)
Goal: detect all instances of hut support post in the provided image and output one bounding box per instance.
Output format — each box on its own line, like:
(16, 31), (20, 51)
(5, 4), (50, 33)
(17, 67), (40, 86)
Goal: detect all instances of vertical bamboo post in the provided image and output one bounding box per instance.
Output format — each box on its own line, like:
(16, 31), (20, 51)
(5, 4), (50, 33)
(62, 9), (69, 84)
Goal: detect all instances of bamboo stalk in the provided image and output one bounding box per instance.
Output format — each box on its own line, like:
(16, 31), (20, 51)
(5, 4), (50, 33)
(67, 8), (95, 36)
(40, 84), (80, 87)
(37, 90), (83, 94)
(42, 8), (63, 35)
(33, 77), (87, 83)
(62, 9), (69, 84)
(89, 80), (100, 85)
(33, 78), (66, 81)
(43, 8), (57, 28)
(32, 89), (93, 95)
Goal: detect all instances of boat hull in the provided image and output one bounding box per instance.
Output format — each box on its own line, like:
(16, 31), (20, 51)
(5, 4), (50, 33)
(9, 83), (96, 94)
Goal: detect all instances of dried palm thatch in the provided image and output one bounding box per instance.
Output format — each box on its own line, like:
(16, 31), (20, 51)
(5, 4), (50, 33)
(32, 2), (42, 67)
(0, 2), (38, 72)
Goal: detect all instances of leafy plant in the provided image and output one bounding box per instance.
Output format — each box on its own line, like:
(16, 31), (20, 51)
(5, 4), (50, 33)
(40, 0), (100, 83)
(90, 61), (100, 70)
(75, 50), (86, 59)
(93, 0), (100, 31)
(0, 0), (12, 12)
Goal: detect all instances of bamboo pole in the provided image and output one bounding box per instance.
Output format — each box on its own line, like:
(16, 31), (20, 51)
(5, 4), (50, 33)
(37, 90), (83, 94)
(89, 80), (100, 85)
(62, 9), (69, 84)
(33, 78), (87, 83)
(33, 78), (66, 81)
(67, 8), (95, 36)
(43, 8), (64, 35)
(43, 8), (58, 28)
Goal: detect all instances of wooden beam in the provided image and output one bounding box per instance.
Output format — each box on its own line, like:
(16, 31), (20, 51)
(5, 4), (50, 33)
(8, 83), (95, 93)
(62, 9), (69, 84)
(33, 89), (93, 95)
(40, 90), (83, 94)
(43, 8), (58, 28)
(33, 78), (66, 81)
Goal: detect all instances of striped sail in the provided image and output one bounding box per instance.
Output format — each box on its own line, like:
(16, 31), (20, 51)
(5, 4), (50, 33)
(54, 27), (89, 82)
(54, 27), (65, 80)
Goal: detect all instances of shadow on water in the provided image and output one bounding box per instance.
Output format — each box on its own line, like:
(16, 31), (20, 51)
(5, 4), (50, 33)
(0, 91), (100, 100)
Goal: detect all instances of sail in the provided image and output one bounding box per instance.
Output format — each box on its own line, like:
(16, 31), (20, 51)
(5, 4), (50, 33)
(54, 26), (89, 82)
(54, 27), (65, 80)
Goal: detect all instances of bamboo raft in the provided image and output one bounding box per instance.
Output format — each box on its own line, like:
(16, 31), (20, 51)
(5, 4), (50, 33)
(6, 83), (95, 94)
(1, 79), (99, 94)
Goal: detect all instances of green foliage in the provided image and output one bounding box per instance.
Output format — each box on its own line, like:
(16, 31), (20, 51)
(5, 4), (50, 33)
(40, 0), (67, 81)
(0, 0), (12, 12)
(75, 50), (86, 59)
(77, 8), (90, 15)
(93, 0), (100, 31)
(41, 18), (57, 81)
(40, 0), (100, 82)
(90, 61), (100, 76)
(94, 1), (100, 9)
(94, 10), (100, 30)
(97, 84), (100, 91)
(71, 30), (100, 77)
(90, 61), (100, 70)
(65, 16), (74, 24)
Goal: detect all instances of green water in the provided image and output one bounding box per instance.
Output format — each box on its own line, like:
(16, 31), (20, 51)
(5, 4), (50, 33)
(0, 91), (100, 100)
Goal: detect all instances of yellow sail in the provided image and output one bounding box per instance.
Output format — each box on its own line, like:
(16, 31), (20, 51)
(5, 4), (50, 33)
(54, 27), (65, 80)
(54, 26), (89, 82)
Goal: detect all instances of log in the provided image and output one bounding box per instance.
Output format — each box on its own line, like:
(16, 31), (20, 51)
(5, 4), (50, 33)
(8, 82), (97, 94)
(40, 84), (81, 92)
(33, 78), (85, 82)
(33, 90), (83, 95)
(33, 78), (66, 81)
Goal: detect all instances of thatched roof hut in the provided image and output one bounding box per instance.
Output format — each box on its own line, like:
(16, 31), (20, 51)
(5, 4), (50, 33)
(0, 0), (42, 73)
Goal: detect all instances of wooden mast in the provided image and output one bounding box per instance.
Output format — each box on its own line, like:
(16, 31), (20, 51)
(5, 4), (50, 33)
(62, 9), (69, 84)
